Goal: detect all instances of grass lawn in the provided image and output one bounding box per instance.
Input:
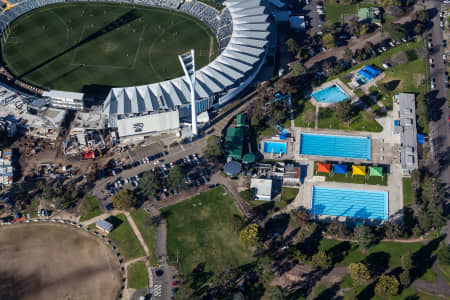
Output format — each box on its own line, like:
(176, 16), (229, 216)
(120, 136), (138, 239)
(315, 162), (388, 186)
(108, 214), (145, 261)
(130, 209), (157, 266)
(2, 3), (217, 95)
(127, 261), (148, 289)
(79, 195), (102, 222)
(323, 2), (377, 25)
(294, 101), (316, 128)
(281, 187), (299, 205)
(319, 239), (423, 269)
(257, 125), (275, 137)
(318, 107), (383, 132)
(162, 186), (254, 278)
(402, 178), (416, 206)
(330, 39), (423, 82)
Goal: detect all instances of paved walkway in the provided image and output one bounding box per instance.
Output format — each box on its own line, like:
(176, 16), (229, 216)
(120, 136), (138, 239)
(79, 209), (122, 226)
(413, 262), (450, 298)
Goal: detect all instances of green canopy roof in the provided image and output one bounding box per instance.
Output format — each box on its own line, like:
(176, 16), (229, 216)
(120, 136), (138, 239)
(369, 166), (383, 177)
(225, 127), (245, 160)
(236, 114), (247, 127)
(242, 153), (256, 164)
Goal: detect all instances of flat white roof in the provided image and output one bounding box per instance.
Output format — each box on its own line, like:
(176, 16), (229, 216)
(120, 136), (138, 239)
(250, 178), (272, 197)
(43, 90), (84, 100)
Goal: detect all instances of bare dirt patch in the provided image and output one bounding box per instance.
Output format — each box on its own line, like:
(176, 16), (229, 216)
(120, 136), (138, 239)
(0, 223), (121, 300)
(102, 42), (119, 54)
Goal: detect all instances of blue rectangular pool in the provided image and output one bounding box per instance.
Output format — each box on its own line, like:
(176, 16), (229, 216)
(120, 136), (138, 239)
(300, 133), (371, 160)
(312, 186), (388, 220)
(312, 85), (349, 103)
(263, 141), (287, 154)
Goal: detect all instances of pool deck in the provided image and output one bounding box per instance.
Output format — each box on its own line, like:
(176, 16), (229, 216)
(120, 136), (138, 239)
(309, 79), (357, 108)
(292, 164), (403, 223)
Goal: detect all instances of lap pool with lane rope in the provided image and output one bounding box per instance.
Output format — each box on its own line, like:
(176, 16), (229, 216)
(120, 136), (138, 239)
(312, 186), (388, 220)
(300, 133), (371, 160)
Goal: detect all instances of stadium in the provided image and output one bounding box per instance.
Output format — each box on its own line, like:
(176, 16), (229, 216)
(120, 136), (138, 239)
(0, 0), (270, 139)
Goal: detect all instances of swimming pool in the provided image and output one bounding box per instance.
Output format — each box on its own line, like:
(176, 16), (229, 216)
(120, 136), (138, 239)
(263, 141), (287, 154)
(300, 133), (371, 160)
(312, 85), (349, 103)
(312, 186), (388, 220)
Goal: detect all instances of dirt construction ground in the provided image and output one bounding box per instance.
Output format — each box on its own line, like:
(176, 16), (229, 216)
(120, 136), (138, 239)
(0, 223), (121, 300)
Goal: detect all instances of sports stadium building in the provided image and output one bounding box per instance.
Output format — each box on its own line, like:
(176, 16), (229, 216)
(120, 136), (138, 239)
(0, 0), (270, 140)
(101, 0), (270, 138)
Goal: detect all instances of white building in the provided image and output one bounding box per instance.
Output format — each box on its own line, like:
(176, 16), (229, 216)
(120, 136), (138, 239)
(0, 149), (13, 186)
(250, 178), (273, 201)
(398, 93), (418, 175)
(116, 110), (180, 142)
(42, 90), (85, 110)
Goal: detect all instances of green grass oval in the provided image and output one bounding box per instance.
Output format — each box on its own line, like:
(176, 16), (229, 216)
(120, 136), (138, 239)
(1, 3), (219, 94)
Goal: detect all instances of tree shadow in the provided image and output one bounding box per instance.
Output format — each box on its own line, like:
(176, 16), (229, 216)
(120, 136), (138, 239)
(263, 213), (290, 241)
(357, 280), (376, 300)
(328, 241), (351, 265)
(315, 283), (341, 300)
(411, 236), (444, 281)
(189, 263), (213, 290)
(106, 215), (123, 229)
(363, 251), (390, 276)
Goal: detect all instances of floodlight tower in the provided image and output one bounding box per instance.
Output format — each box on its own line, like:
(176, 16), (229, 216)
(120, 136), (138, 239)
(178, 49), (198, 136)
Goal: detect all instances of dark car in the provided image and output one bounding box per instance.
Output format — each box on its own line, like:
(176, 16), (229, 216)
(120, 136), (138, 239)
(106, 203), (113, 211)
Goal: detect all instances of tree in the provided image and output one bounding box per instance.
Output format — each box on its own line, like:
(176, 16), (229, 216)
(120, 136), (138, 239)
(138, 171), (161, 198)
(311, 250), (332, 269)
(360, 23), (370, 36)
(204, 135), (223, 161)
(375, 275), (399, 297)
(167, 165), (185, 191)
(112, 189), (136, 210)
(302, 108), (316, 127)
(285, 38), (300, 55)
(231, 214), (245, 233)
(336, 100), (352, 122)
(291, 61), (307, 76)
(266, 286), (286, 300)
(401, 251), (413, 271)
(399, 270), (410, 287)
(240, 223), (260, 247)
(354, 225), (375, 252)
(416, 93), (428, 133)
(415, 10), (428, 24)
(362, 110), (375, 122)
(343, 48), (353, 63)
(383, 22), (406, 41)
(347, 262), (371, 285)
(322, 33), (335, 49)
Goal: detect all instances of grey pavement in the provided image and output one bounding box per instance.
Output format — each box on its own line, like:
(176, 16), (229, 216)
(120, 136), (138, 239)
(426, 1), (450, 197)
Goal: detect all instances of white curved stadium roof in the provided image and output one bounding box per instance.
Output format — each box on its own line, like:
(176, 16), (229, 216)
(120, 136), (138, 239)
(103, 0), (270, 116)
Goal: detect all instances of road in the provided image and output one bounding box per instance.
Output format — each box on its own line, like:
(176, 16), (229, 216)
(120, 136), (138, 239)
(426, 1), (450, 197)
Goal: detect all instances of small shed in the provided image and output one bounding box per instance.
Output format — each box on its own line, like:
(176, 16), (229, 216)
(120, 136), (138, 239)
(250, 178), (273, 201)
(96, 219), (113, 233)
(224, 160), (242, 176)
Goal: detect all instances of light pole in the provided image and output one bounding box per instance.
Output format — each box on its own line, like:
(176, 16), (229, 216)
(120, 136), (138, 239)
(178, 50), (197, 136)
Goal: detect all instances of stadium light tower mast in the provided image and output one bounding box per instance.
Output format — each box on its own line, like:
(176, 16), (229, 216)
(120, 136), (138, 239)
(178, 49), (198, 136)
